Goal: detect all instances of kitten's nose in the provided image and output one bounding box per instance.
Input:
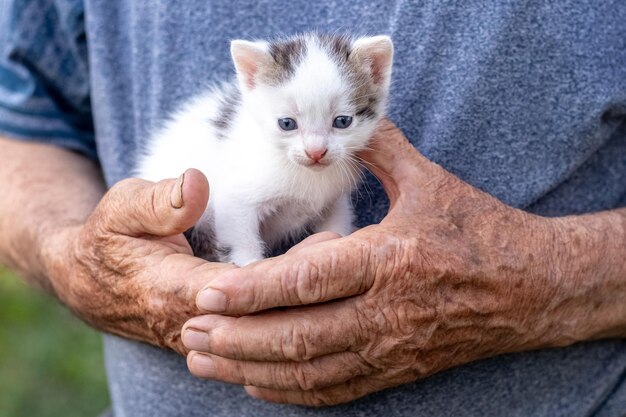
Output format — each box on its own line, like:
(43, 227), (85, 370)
(305, 148), (328, 162)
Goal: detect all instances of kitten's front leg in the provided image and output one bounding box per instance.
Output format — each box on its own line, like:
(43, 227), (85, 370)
(214, 204), (265, 266)
(316, 193), (354, 236)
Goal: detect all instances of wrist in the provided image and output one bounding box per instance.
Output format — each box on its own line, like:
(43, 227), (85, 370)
(533, 211), (626, 347)
(38, 223), (94, 312)
(38, 222), (156, 344)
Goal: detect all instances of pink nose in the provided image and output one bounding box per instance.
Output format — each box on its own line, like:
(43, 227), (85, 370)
(305, 148), (328, 162)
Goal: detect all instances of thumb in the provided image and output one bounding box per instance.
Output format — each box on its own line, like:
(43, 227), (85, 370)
(95, 168), (209, 237)
(360, 119), (446, 208)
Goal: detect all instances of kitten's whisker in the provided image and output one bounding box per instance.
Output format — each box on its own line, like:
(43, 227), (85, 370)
(342, 144), (375, 152)
(344, 157), (369, 205)
(344, 158), (362, 199)
(346, 159), (363, 204)
(337, 159), (352, 195)
(348, 155), (373, 206)
(352, 154), (381, 173)
(350, 155), (395, 196)
(339, 160), (359, 203)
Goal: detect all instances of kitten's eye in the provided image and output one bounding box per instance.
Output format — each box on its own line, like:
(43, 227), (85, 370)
(278, 118), (298, 131)
(333, 116), (353, 129)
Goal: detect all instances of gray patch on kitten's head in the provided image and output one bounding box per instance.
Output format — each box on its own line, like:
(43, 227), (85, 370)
(340, 40), (381, 122)
(259, 37), (307, 85)
(354, 97), (378, 120)
(317, 33), (352, 63)
(212, 83), (241, 139)
(319, 34), (381, 121)
(262, 34), (380, 121)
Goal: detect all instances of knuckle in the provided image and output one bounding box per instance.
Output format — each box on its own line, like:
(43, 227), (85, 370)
(385, 235), (418, 274)
(106, 177), (167, 231)
(233, 361), (252, 386)
(270, 363), (314, 391)
(306, 378), (368, 406)
(278, 321), (311, 361)
(355, 349), (382, 374)
(400, 236), (421, 258)
(95, 181), (140, 230)
(349, 239), (375, 294)
(105, 178), (141, 209)
(141, 182), (163, 226)
(305, 390), (336, 407)
(351, 301), (376, 346)
(287, 257), (326, 304)
(208, 326), (232, 356)
(291, 363), (318, 391)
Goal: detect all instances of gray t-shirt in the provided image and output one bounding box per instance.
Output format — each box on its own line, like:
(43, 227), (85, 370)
(1, 1), (625, 416)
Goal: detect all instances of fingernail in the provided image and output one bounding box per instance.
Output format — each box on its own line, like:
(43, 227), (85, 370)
(197, 288), (228, 312)
(182, 328), (210, 350)
(190, 352), (215, 376)
(170, 172), (185, 209)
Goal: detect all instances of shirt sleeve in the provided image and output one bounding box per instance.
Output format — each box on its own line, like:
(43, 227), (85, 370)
(0, 0), (97, 160)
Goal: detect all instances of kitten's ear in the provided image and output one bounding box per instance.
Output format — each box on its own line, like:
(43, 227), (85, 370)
(351, 36), (394, 87)
(230, 40), (269, 91)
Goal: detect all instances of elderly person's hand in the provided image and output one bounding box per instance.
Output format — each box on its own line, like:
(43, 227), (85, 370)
(182, 120), (626, 405)
(43, 168), (234, 354)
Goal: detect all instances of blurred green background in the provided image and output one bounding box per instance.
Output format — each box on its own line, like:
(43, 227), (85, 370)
(0, 265), (110, 417)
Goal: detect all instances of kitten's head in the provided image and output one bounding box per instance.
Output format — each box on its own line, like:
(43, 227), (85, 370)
(230, 34), (393, 169)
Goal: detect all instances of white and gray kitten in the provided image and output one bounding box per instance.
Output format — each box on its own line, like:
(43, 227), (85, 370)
(136, 33), (394, 266)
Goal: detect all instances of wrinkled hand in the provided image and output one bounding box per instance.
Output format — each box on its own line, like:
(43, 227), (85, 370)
(182, 120), (566, 405)
(43, 169), (234, 354)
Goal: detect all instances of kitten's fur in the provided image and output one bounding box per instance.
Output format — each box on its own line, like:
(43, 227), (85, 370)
(136, 34), (393, 266)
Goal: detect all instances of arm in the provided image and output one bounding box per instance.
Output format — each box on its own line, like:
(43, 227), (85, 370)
(0, 136), (105, 290)
(180, 120), (626, 405)
(548, 209), (626, 342)
(0, 135), (233, 353)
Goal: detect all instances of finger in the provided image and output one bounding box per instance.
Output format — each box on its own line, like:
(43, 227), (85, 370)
(95, 168), (209, 237)
(196, 237), (374, 314)
(182, 301), (366, 361)
(140, 252), (236, 299)
(245, 375), (383, 406)
(286, 231), (342, 254)
(187, 350), (373, 391)
(134, 252), (235, 356)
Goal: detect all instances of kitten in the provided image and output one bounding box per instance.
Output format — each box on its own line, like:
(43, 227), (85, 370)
(136, 33), (393, 266)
